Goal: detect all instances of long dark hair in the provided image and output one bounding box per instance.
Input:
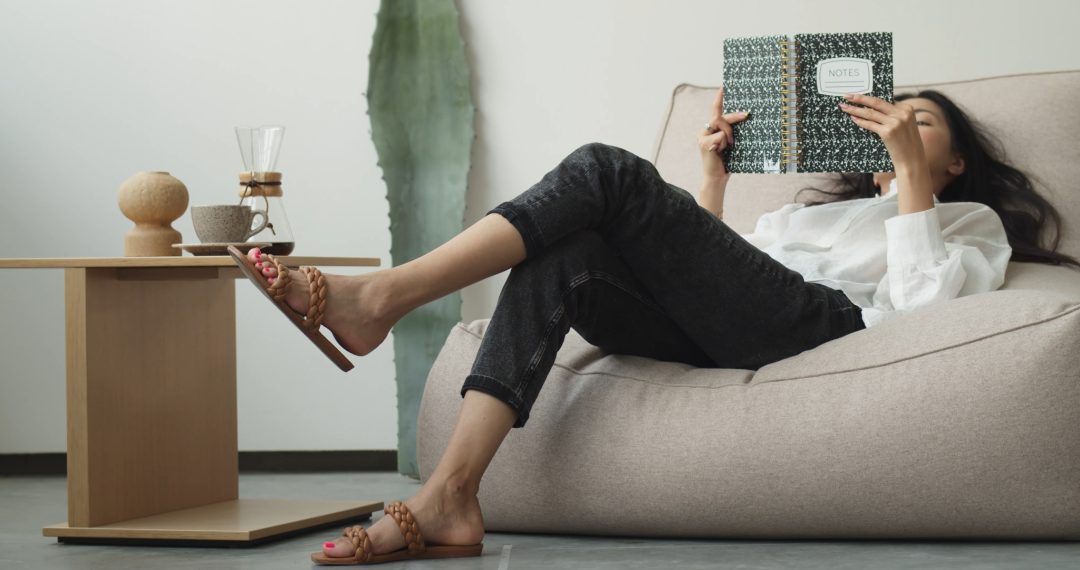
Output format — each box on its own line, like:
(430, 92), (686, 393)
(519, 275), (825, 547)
(794, 90), (1080, 269)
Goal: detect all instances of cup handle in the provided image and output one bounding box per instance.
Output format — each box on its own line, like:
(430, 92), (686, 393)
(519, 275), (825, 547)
(246, 209), (269, 241)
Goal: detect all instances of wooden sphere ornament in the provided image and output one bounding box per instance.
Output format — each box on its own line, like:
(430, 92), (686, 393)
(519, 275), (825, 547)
(117, 171), (189, 257)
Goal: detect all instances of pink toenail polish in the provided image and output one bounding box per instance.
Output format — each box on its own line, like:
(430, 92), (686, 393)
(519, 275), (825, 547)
(324, 541), (335, 549)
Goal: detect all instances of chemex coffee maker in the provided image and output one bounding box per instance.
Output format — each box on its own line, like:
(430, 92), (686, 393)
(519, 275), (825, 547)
(236, 125), (295, 255)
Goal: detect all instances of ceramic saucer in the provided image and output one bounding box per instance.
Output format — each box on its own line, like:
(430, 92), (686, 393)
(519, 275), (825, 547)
(173, 242), (272, 256)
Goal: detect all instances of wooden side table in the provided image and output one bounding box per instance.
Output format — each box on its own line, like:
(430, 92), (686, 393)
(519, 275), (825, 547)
(0, 255), (382, 545)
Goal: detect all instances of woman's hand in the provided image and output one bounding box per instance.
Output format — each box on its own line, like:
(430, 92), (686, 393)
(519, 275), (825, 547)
(699, 85), (750, 183)
(839, 93), (935, 215)
(838, 93), (925, 172)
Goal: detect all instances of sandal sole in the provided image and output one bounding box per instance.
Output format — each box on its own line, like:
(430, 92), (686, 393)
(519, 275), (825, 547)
(310, 543), (483, 565)
(227, 245), (354, 372)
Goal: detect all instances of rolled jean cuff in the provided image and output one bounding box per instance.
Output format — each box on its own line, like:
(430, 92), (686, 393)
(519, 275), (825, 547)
(461, 373), (530, 429)
(487, 201), (545, 260)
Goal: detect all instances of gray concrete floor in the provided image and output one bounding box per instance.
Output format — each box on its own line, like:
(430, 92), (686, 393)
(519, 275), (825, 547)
(3, 472), (1080, 569)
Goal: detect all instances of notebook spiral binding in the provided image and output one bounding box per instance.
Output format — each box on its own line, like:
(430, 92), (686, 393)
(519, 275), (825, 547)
(778, 37), (799, 169)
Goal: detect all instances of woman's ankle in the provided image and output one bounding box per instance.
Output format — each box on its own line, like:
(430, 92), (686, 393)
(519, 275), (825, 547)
(424, 473), (479, 502)
(366, 269), (411, 324)
(342, 270), (400, 328)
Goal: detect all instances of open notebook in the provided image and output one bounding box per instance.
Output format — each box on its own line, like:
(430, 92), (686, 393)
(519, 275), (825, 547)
(722, 32), (894, 174)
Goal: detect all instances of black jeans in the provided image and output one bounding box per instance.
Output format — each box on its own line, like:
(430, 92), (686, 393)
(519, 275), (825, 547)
(460, 143), (865, 428)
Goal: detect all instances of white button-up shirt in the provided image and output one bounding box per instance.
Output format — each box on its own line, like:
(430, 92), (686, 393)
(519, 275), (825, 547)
(738, 178), (1013, 328)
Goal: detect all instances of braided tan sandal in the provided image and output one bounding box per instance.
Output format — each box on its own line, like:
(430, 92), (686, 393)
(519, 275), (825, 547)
(310, 500), (483, 565)
(226, 245), (354, 372)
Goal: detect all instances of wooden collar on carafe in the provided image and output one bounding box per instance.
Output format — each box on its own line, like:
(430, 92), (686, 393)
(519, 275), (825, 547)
(239, 171), (283, 197)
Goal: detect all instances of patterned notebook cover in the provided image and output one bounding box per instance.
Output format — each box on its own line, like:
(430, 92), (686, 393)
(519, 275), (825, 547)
(722, 32), (893, 174)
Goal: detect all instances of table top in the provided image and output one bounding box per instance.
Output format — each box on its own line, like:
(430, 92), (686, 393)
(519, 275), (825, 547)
(0, 255), (381, 269)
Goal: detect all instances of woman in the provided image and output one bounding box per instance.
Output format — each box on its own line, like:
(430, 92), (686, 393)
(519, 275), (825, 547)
(239, 87), (1077, 564)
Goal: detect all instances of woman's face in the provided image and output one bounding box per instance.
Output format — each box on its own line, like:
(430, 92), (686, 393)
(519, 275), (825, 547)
(873, 97), (966, 196)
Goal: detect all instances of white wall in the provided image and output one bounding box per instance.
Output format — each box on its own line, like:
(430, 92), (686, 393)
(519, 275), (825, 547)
(3, 0), (1078, 453)
(0, 0), (388, 453)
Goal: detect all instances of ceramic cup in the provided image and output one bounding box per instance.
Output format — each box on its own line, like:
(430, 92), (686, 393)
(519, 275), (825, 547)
(190, 204), (268, 243)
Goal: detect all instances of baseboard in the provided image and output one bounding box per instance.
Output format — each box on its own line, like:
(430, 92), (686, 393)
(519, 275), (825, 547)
(0, 450), (398, 476)
(0, 453), (66, 476)
(238, 450), (398, 472)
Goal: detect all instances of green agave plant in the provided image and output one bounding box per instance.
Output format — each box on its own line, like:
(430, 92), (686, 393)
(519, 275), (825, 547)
(367, 0), (475, 477)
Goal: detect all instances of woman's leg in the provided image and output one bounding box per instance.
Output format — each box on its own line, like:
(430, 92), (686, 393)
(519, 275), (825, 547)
(322, 228), (719, 558)
(319, 389), (512, 558)
(278, 142), (860, 366)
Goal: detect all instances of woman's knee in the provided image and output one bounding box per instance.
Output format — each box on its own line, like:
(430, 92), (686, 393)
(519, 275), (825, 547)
(564, 143), (678, 202)
(566, 142), (611, 164)
(564, 142), (641, 171)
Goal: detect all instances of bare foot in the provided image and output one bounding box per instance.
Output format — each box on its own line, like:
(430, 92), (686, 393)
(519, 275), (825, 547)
(319, 482), (485, 560)
(246, 248), (395, 356)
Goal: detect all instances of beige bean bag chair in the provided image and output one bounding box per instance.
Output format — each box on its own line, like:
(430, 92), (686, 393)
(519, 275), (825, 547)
(417, 70), (1080, 539)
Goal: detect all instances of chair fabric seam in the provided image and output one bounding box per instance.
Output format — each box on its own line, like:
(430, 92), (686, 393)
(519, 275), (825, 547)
(453, 300), (1080, 387)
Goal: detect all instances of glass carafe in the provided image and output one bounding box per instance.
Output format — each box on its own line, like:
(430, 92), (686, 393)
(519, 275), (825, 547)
(236, 125), (295, 255)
